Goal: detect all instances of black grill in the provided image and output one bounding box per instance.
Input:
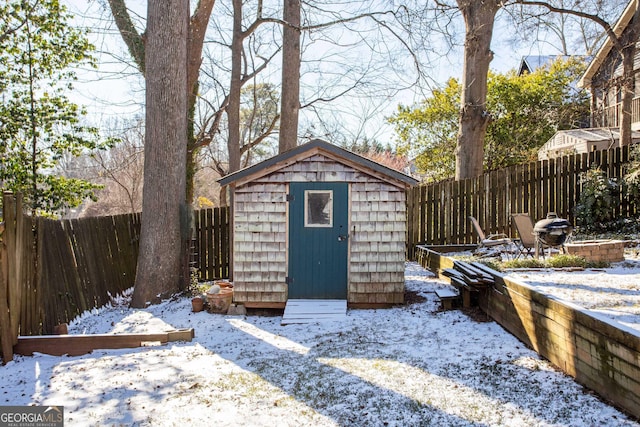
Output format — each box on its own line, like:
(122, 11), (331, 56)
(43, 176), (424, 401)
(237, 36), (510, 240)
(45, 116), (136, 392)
(533, 213), (573, 247)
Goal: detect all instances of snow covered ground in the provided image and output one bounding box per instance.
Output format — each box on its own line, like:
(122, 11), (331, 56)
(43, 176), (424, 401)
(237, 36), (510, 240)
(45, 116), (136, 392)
(506, 253), (640, 333)
(1, 262), (639, 426)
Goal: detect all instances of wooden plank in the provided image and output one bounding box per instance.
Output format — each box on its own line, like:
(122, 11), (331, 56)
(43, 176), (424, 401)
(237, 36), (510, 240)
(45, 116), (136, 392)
(243, 302), (286, 309)
(436, 287), (459, 310)
(452, 180), (460, 243)
(281, 299), (347, 325)
(16, 203), (37, 336)
(419, 185), (427, 247)
(0, 206), (13, 363)
(469, 262), (501, 281)
(455, 261), (493, 284)
(435, 288), (459, 298)
(221, 206), (230, 279)
(449, 276), (470, 290)
(208, 207), (216, 279)
(441, 268), (466, 281)
(4, 193), (19, 341)
(14, 329), (195, 357)
(406, 187), (415, 259)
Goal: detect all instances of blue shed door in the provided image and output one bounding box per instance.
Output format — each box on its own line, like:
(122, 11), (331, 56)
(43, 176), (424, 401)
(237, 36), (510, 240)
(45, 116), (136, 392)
(288, 182), (349, 299)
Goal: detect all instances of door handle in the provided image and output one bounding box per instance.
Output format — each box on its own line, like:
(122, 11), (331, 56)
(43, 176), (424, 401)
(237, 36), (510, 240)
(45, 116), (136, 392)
(338, 234), (349, 241)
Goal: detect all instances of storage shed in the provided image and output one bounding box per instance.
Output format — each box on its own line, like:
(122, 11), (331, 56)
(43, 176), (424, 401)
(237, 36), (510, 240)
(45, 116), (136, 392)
(218, 139), (418, 309)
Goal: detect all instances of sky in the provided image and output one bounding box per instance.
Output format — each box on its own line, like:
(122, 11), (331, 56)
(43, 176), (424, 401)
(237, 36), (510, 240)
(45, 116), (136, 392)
(62, 0), (550, 148)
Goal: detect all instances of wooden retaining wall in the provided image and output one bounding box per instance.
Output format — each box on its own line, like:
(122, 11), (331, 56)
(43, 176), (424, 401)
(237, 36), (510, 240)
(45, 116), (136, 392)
(481, 275), (640, 419)
(415, 246), (640, 420)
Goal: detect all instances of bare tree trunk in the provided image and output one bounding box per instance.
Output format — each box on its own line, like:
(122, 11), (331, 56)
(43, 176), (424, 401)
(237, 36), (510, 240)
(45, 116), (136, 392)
(108, 0), (215, 206)
(227, 0), (243, 174)
(185, 1), (215, 204)
(278, 0), (301, 153)
(131, 1), (188, 307)
(620, 48), (635, 147)
(455, 0), (501, 180)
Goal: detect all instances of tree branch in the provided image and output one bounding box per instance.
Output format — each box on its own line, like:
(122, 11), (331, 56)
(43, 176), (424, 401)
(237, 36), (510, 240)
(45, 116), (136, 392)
(515, 1), (622, 52)
(188, 0), (216, 92)
(107, 0), (145, 75)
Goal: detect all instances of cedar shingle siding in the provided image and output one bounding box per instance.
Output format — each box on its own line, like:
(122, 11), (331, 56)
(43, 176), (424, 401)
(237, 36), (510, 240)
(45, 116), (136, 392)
(221, 140), (417, 308)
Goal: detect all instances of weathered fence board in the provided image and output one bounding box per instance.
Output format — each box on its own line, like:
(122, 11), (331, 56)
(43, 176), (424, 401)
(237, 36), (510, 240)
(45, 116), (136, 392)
(193, 206), (229, 280)
(14, 328), (195, 357)
(408, 146), (636, 252)
(1, 200), (229, 362)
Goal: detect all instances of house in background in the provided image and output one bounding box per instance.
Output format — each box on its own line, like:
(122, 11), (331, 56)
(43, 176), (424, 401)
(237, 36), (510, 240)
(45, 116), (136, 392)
(538, 0), (640, 160)
(578, 0), (640, 130)
(218, 139), (418, 310)
(538, 127), (640, 160)
(518, 55), (572, 75)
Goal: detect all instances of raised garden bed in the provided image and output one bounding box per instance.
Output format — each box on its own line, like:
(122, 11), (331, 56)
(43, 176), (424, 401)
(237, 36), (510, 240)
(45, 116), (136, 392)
(564, 239), (625, 263)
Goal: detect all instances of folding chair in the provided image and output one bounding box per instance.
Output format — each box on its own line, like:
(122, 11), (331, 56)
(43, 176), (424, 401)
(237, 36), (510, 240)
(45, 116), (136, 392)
(510, 213), (538, 258)
(468, 216), (512, 255)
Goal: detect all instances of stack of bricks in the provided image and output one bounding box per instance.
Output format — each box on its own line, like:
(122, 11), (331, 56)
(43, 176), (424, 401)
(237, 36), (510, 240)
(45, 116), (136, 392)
(564, 240), (625, 263)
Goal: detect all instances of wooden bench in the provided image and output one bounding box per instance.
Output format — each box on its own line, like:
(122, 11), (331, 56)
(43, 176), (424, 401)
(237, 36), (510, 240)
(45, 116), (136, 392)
(441, 267), (482, 308)
(435, 287), (459, 310)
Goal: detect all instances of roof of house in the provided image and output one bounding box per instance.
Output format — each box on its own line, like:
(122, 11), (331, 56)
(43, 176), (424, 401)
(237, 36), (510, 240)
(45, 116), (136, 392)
(538, 127), (640, 157)
(218, 139), (419, 188)
(578, 0), (638, 88)
(518, 55), (567, 75)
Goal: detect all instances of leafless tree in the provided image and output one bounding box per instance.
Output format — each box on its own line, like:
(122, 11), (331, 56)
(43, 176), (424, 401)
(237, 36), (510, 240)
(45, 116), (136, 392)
(453, 0), (503, 179)
(279, 0), (301, 152)
(85, 119), (145, 216)
(193, 1), (282, 205)
(504, 0), (627, 55)
(279, 1), (426, 151)
(399, 0), (636, 179)
(131, 0), (189, 307)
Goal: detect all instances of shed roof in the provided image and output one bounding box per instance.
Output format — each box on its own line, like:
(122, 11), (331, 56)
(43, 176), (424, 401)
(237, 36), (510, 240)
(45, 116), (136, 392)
(218, 139), (419, 188)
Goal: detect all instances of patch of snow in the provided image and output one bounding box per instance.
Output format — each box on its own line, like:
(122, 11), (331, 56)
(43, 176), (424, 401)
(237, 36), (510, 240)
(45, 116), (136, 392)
(507, 253), (640, 333)
(1, 262), (638, 426)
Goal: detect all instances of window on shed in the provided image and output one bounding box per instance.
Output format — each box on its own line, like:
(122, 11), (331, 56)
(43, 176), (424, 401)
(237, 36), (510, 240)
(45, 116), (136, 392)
(304, 190), (333, 227)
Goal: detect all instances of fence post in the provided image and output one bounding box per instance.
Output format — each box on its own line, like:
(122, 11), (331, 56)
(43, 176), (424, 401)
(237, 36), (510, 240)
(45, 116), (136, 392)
(0, 192), (16, 364)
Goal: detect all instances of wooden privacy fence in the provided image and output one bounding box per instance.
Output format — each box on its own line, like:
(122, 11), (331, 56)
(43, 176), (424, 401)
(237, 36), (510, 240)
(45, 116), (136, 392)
(194, 206), (230, 281)
(407, 146), (636, 257)
(0, 193), (35, 364)
(1, 194), (230, 363)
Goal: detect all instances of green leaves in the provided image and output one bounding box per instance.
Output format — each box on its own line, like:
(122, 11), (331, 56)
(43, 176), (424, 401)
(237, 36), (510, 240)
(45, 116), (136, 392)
(388, 58), (589, 180)
(485, 58), (589, 170)
(575, 167), (618, 231)
(1, 0), (102, 216)
(388, 78), (460, 182)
